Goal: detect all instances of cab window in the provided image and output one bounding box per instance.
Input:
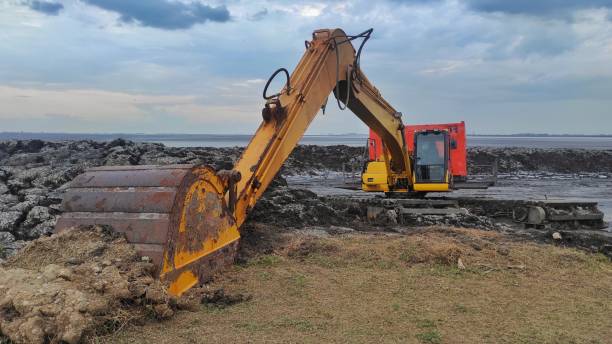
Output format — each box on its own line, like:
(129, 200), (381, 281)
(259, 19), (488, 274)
(415, 132), (447, 183)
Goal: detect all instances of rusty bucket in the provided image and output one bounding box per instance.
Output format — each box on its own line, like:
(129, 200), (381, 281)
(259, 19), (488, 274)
(55, 164), (240, 295)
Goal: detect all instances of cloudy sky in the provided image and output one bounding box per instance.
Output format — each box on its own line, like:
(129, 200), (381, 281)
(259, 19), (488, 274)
(1, 0), (611, 135)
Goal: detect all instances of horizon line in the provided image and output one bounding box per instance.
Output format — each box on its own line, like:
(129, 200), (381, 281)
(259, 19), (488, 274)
(1, 131), (612, 138)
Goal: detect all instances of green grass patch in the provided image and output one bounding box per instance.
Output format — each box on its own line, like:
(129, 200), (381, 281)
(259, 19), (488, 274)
(416, 319), (437, 329)
(416, 330), (442, 344)
(399, 245), (418, 263)
(249, 254), (282, 267)
(291, 274), (307, 288)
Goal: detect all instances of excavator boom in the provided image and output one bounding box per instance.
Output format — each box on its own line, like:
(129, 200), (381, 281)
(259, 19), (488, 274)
(233, 28), (410, 226)
(55, 28), (411, 295)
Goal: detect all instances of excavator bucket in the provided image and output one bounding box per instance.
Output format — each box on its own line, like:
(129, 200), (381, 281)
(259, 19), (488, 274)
(55, 165), (240, 296)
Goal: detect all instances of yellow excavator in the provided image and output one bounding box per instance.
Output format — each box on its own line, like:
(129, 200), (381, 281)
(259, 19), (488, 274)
(55, 28), (452, 296)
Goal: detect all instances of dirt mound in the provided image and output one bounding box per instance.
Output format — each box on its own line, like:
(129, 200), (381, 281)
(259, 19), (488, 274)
(0, 226), (180, 344)
(237, 223), (511, 271)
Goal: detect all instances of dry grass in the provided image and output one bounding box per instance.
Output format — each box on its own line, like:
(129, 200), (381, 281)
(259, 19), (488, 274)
(98, 227), (612, 344)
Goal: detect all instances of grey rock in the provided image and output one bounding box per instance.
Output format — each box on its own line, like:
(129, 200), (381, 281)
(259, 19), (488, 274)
(0, 194), (19, 210)
(0, 169), (8, 182)
(23, 206), (53, 228)
(23, 194), (46, 204)
(15, 167), (49, 183)
(104, 153), (135, 166)
(18, 187), (49, 197)
(10, 201), (37, 213)
(0, 231), (14, 246)
(33, 166), (83, 189)
(138, 152), (185, 165)
(7, 179), (26, 191)
(0, 231), (22, 258)
(27, 219), (56, 238)
(3, 153), (45, 166)
(0, 182), (8, 195)
(0, 211), (23, 232)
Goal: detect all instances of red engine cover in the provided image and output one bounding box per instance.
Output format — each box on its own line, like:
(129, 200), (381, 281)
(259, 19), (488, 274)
(368, 121), (467, 178)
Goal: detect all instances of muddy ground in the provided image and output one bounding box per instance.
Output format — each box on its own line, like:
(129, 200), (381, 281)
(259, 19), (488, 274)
(0, 139), (611, 260)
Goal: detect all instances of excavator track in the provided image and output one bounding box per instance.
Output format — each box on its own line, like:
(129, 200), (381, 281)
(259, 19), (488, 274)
(55, 164), (240, 295)
(324, 195), (607, 230)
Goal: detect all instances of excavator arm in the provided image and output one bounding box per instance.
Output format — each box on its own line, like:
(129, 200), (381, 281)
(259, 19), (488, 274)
(232, 28), (410, 227)
(55, 28), (411, 296)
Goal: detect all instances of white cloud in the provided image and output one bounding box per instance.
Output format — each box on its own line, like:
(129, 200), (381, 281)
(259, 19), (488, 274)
(0, 85), (195, 121)
(299, 4), (325, 17)
(420, 60), (482, 76)
(231, 79), (266, 87)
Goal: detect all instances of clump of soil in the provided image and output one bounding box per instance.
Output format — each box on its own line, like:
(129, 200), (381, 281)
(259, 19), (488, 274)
(0, 226), (181, 344)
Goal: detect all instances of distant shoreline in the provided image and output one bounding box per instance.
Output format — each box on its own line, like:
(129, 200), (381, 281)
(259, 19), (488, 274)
(469, 134), (612, 138)
(1, 132), (611, 139)
(2, 132), (612, 150)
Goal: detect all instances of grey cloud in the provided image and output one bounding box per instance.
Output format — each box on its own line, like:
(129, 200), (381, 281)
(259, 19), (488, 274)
(465, 0), (612, 17)
(82, 0), (230, 30)
(250, 8), (268, 21)
(27, 0), (64, 15)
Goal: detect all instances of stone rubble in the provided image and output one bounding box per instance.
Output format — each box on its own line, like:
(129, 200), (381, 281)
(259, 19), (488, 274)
(1, 139), (611, 258)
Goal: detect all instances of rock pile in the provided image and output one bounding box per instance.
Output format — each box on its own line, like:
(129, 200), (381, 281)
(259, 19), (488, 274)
(468, 146), (612, 174)
(1, 139), (611, 258)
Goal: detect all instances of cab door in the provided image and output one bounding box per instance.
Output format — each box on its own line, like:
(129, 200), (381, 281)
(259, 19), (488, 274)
(412, 131), (450, 192)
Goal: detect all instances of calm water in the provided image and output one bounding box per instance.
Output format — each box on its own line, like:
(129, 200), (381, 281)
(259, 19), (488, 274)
(468, 136), (612, 150)
(2, 133), (611, 149)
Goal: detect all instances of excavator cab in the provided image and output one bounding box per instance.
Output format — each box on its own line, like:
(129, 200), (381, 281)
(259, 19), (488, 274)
(412, 130), (450, 192)
(362, 128), (452, 194)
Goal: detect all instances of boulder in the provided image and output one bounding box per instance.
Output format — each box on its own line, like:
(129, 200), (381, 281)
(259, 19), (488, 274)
(0, 211), (22, 232)
(0, 231), (25, 258)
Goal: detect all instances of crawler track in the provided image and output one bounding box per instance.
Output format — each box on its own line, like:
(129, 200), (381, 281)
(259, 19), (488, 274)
(325, 195), (608, 230)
